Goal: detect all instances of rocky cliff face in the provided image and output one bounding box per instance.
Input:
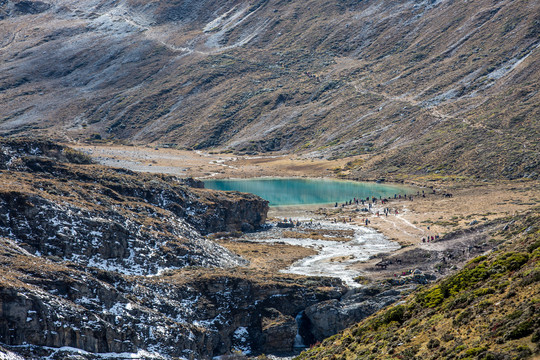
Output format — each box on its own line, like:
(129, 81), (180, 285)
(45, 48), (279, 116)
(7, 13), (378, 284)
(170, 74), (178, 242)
(0, 230), (349, 358)
(0, 139), (269, 274)
(0, 138), (307, 358)
(304, 286), (406, 342)
(0, 138), (421, 359)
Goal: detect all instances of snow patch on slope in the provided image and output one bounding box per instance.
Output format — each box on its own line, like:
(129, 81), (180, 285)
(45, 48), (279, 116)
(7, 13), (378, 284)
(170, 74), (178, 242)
(204, 4), (267, 51)
(487, 42), (540, 81)
(0, 350), (25, 360)
(203, 6), (245, 32)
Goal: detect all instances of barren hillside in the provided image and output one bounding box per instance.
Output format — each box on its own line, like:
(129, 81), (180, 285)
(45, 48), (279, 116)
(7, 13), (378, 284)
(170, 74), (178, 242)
(1, 0), (539, 178)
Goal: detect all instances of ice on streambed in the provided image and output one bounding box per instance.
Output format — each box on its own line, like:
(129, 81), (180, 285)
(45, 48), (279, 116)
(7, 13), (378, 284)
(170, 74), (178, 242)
(3, 345), (166, 360)
(247, 221), (399, 287)
(0, 350), (25, 360)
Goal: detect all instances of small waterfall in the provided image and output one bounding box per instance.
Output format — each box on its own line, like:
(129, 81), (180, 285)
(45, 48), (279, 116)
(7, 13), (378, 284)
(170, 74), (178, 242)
(293, 311), (306, 349)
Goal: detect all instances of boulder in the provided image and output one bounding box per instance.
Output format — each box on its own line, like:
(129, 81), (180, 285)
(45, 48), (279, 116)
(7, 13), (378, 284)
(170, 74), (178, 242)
(305, 287), (404, 341)
(261, 309), (297, 353)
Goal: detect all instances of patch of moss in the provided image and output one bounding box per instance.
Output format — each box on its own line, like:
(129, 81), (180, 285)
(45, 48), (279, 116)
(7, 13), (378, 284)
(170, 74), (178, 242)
(505, 319), (534, 340)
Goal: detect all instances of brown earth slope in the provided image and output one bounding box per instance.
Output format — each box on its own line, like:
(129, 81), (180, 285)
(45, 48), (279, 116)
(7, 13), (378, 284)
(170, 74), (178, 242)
(0, 0), (538, 179)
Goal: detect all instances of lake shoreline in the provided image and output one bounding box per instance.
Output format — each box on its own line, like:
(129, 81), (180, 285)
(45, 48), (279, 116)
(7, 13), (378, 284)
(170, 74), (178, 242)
(225, 180), (538, 285)
(204, 177), (418, 207)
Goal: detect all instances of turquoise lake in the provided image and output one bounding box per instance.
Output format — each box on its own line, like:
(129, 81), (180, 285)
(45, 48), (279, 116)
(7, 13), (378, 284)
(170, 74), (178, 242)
(204, 178), (415, 206)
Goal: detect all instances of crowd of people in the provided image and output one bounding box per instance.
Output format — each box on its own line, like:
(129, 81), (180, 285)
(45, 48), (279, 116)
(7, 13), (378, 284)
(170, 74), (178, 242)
(276, 188), (444, 247)
(329, 189), (441, 244)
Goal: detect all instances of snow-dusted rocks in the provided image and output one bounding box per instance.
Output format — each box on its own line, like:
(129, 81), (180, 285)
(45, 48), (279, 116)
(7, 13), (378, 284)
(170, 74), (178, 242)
(0, 138), (266, 275)
(0, 139), (295, 359)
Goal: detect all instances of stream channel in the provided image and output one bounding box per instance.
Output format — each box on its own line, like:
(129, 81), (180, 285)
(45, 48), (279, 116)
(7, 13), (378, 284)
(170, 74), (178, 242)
(205, 178), (416, 287)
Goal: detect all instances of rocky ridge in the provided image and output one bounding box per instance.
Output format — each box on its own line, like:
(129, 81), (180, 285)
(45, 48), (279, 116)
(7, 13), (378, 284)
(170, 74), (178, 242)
(0, 232), (347, 359)
(0, 138), (267, 274)
(0, 138), (283, 358)
(0, 138), (415, 359)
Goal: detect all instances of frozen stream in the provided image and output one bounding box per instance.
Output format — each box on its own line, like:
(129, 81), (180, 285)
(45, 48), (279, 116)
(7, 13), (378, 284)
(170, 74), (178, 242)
(243, 221), (400, 287)
(206, 177), (413, 287)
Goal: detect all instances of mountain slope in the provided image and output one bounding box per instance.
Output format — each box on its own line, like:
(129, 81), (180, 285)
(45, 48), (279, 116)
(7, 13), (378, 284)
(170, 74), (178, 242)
(0, 0), (539, 179)
(297, 210), (540, 359)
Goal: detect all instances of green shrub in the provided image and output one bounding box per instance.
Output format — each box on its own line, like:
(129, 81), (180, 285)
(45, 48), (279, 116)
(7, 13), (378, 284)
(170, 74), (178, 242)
(381, 305), (406, 325)
(408, 318), (420, 329)
(505, 319), (534, 340)
(513, 345), (532, 359)
(473, 287), (495, 297)
(507, 310), (523, 320)
(447, 293), (471, 310)
(442, 262), (490, 297)
(441, 332), (454, 342)
(464, 346), (487, 356)
(422, 252), (530, 308)
(427, 338), (440, 349)
(342, 336), (354, 346)
(520, 267), (540, 286)
(528, 239), (540, 253)
(421, 285), (445, 308)
(468, 255), (488, 264)
(352, 326), (364, 338)
(532, 330), (540, 343)
(491, 252), (529, 272)
(453, 309), (472, 326)
(495, 280), (510, 291)
(478, 299), (493, 310)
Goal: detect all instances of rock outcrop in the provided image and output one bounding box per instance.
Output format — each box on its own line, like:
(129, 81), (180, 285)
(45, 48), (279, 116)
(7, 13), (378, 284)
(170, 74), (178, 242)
(0, 234), (345, 359)
(0, 138), (346, 359)
(260, 309), (297, 353)
(0, 236), (221, 358)
(0, 138), (269, 235)
(305, 286), (406, 341)
(0, 138), (270, 274)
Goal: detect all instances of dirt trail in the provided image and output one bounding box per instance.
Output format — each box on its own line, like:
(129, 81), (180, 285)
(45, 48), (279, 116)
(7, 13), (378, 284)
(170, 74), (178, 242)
(74, 145), (350, 179)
